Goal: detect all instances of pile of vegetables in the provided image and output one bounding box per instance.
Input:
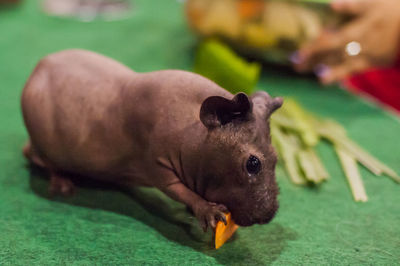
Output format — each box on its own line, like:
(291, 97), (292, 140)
(186, 0), (343, 63)
(272, 100), (399, 202)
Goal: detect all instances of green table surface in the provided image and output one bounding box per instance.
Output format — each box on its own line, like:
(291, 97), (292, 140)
(1, 1), (399, 265)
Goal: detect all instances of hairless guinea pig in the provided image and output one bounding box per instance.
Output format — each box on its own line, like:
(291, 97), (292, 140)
(21, 49), (283, 230)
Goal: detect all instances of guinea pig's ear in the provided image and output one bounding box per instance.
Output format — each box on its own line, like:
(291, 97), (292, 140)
(200, 92), (253, 129)
(266, 97), (283, 117)
(251, 91), (283, 118)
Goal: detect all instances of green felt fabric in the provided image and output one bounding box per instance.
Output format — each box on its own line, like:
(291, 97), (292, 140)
(1, 1), (400, 265)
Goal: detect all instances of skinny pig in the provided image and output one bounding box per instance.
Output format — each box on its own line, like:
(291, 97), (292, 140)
(21, 50), (283, 230)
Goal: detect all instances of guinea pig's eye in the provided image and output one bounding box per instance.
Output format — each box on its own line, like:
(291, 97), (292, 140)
(246, 155), (261, 175)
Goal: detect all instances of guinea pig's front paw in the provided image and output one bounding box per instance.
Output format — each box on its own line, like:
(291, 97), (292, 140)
(193, 202), (228, 232)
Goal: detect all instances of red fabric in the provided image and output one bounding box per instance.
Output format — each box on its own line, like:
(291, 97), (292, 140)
(346, 58), (400, 112)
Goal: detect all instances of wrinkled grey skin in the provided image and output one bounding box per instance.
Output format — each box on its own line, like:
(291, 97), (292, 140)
(21, 50), (283, 230)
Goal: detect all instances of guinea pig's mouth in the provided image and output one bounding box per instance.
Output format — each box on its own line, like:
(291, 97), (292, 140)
(230, 200), (279, 227)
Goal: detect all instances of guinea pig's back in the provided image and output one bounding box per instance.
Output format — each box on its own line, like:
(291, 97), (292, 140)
(134, 70), (233, 133)
(21, 49), (137, 175)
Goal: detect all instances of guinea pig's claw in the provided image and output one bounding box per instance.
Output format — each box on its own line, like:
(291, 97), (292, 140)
(218, 213), (227, 225)
(195, 202), (229, 232)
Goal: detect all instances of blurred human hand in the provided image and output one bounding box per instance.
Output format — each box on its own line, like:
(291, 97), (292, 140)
(293, 0), (400, 84)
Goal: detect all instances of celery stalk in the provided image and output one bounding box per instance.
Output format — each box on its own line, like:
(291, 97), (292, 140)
(317, 120), (399, 181)
(297, 150), (320, 183)
(335, 146), (368, 202)
(281, 99), (319, 147)
(271, 123), (306, 185)
(297, 148), (329, 184)
(308, 148), (329, 182)
(315, 120), (383, 176)
(271, 112), (298, 131)
(337, 137), (400, 183)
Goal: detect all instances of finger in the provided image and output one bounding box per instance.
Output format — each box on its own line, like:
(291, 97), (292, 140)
(319, 56), (370, 84)
(295, 31), (348, 72)
(294, 47), (343, 73)
(331, 0), (372, 15)
(295, 18), (369, 72)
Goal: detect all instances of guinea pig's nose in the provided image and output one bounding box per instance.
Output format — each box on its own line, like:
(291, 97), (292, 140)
(254, 207), (278, 225)
(233, 197), (279, 227)
(231, 214), (254, 227)
(258, 199), (279, 224)
(230, 200), (279, 227)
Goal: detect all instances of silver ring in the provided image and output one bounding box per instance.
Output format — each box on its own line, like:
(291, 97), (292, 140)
(345, 41), (362, 56)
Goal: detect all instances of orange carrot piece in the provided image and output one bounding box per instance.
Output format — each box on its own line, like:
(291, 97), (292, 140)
(215, 213), (239, 249)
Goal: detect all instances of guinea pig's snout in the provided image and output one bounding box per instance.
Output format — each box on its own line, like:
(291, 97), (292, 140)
(253, 199), (279, 225)
(230, 197), (279, 227)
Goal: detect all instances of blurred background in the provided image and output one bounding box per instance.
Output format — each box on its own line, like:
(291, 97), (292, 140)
(3, 0), (400, 111)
